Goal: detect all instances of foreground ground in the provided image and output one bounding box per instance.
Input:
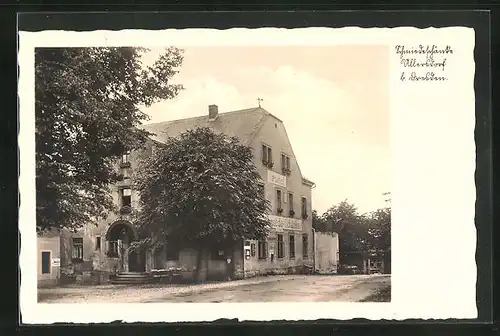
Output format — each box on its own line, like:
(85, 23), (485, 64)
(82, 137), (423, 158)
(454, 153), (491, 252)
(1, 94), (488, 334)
(38, 274), (391, 303)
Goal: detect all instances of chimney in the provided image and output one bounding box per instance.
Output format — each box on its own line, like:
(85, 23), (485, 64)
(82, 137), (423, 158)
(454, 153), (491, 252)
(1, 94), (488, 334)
(208, 104), (218, 121)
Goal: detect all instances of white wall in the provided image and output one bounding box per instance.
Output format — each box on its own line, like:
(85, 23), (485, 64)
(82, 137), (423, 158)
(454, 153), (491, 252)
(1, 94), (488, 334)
(314, 231), (339, 274)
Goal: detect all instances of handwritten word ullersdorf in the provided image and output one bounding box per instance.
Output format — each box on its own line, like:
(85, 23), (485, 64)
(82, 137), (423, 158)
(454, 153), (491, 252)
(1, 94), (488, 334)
(395, 45), (454, 82)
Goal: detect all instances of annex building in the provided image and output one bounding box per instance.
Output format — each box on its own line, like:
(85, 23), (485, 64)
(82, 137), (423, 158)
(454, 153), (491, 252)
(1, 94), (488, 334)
(37, 105), (317, 285)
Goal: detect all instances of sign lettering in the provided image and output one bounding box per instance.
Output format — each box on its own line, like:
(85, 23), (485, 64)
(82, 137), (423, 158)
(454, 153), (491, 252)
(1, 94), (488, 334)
(268, 215), (302, 231)
(267, 170), (286, 188)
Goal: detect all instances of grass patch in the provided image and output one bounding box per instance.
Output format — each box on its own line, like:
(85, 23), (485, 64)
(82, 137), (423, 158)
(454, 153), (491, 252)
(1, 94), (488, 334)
(359, 284), (391, 302)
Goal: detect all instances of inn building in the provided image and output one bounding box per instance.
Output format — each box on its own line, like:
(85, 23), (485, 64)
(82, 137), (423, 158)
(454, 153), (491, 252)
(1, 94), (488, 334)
(37, 105), (316, 285)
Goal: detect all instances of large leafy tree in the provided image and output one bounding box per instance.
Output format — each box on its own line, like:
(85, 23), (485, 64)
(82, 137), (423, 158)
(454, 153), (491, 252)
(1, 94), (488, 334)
(365, 206), (391, 252)
(132, 127), (271, 281)
(316, 200), (368, 252)
(315, 197), (391, 262)
(35, 47), (184, 232)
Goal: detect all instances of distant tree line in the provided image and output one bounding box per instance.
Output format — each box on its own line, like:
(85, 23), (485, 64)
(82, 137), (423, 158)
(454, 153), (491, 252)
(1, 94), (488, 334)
(312, 194), (391, 259)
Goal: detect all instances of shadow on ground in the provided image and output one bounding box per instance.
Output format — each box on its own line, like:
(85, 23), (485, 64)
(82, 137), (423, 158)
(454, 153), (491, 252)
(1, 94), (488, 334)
(359, 284), (391, 302)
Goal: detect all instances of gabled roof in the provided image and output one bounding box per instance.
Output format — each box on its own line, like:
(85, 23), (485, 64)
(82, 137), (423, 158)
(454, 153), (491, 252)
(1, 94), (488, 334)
(139, 106), (314, 189)
(139, 107), (271, 145)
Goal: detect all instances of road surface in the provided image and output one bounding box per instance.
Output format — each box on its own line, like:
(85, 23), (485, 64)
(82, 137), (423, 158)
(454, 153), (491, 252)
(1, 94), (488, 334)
(38, 274), (390, 303)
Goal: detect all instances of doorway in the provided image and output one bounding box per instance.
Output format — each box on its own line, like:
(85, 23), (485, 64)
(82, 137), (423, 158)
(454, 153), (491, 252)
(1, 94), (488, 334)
(128, 250), (146, 272)
(106, 220), (145, 273)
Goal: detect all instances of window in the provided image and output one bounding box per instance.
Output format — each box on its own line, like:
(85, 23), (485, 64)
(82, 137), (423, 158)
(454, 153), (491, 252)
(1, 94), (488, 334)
(121, 188), (132, 207)
(281, 153), (291, 174)
(277, 234), (284, 258)
(165, 243), (179, 261)
(301, 197), (308, 218)
(262, 144), (272, 165)
(121, 151), (131, 168)
(258, 240), (267, 259)
(302, 234), (309, 258)
(41, 251), (51, 274)
(289, 235), (295, 259)
(211, 246), (226, 260)
(108, 241), (118, 258)
(122, 168), (130, 179)
(95, 236), (101, 251)
(250, 243), (256, 257)
(72, 238), (83, 261)
(276, 189), (283, 214)
(288, 193), (294, 216)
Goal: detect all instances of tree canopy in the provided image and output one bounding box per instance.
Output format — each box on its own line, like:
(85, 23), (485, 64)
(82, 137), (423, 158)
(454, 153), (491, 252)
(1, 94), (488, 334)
(313, 197), (391, 255)
(131, 127), (271, 252)
(35, 47), (184, 232)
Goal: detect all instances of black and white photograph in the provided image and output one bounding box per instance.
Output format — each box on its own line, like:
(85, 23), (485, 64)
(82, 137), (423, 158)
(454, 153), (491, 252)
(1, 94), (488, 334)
(19, 26), (477, 323)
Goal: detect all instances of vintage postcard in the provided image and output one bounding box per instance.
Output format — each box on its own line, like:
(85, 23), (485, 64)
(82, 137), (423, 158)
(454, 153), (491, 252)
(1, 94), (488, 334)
(18, 26), (476, 323)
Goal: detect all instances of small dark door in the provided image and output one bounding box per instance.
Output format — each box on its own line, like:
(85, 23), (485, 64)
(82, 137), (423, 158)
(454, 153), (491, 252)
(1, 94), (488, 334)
(41, 251), (51, 274)
(128, 250), (146, 272)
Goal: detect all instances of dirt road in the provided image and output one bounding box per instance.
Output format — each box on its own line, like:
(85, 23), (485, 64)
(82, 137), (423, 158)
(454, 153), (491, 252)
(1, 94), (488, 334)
(38, 274), (390, 303)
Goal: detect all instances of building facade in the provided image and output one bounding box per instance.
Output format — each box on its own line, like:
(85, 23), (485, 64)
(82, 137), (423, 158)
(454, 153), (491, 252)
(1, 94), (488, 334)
(37, 105), (316, 285)
(37, 229), (61, 287)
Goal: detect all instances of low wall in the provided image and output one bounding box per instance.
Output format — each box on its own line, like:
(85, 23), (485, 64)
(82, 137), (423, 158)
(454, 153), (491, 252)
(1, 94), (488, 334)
(244, 265), (310, 278)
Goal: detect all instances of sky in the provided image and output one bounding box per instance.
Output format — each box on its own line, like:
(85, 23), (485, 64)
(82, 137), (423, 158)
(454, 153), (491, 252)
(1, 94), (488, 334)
(141, 45), (390, 214)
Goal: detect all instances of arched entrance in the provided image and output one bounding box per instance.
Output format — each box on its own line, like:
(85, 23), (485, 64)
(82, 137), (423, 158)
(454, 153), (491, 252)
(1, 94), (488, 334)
(105, 220), (145, 273)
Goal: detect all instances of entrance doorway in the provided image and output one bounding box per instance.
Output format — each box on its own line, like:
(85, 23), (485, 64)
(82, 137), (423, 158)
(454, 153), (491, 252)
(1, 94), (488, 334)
(106, 220), (145, 273)
(128, 250), (146, 272)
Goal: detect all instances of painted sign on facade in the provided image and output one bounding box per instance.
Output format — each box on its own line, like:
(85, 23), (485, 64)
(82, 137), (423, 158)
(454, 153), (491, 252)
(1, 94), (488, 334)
(268, 215), (302, 231)
(267, 170), (286, 188)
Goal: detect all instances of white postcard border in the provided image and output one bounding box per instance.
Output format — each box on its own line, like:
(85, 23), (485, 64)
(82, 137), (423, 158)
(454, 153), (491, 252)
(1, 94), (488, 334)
(19, 27), (477, 323)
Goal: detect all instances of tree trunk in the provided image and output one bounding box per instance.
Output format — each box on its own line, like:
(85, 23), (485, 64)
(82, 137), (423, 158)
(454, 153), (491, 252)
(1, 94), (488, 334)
(226, 244), (235, 280)
(194, 246), (208, 283)
(195, 247), (202, 283)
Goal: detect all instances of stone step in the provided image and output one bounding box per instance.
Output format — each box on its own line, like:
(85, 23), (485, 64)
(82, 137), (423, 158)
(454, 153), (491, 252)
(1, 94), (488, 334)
(109, 278), (155, 284)
(115, 272), (151, 278)
(109, 271), (155, 284)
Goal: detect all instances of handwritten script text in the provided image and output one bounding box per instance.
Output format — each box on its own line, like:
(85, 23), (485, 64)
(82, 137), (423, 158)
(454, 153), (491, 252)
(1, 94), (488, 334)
(395, 45), (454, 82)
